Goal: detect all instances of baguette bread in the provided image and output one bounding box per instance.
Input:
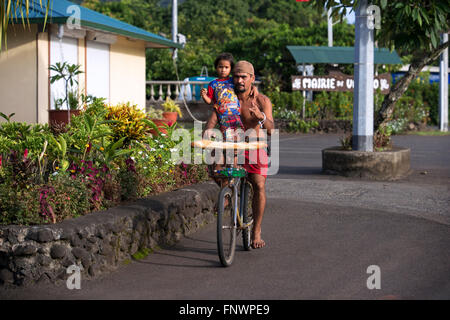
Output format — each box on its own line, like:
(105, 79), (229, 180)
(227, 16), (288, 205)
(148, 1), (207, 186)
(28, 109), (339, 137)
(192, 139), (267, 150)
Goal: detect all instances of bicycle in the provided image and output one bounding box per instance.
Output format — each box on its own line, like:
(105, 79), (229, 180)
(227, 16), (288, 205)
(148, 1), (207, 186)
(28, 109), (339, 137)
(193, 140), (267, 267)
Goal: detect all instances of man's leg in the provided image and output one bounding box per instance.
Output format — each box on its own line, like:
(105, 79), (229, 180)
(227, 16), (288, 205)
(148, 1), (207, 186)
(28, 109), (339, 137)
(248, 173), (266, 248)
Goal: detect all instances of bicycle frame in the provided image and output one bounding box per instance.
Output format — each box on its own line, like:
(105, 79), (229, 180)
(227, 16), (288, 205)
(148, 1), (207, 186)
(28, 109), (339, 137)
(215, 168), (251, 231)
(212, 145), (258, 266)
(215, 169), (239, 216)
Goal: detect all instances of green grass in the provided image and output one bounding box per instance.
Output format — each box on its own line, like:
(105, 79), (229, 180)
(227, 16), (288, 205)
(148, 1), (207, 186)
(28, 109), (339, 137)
(131, 247), (151, 260)
(408, 130), (450, 136)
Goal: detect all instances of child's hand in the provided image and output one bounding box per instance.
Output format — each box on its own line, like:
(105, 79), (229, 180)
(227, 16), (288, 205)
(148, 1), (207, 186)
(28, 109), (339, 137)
(203, 129), (217, 140)
(201, 88), (212, 104)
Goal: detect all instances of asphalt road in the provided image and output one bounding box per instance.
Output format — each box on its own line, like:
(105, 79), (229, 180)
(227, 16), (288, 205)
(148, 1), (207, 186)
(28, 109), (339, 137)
(1, 133), (449, 300)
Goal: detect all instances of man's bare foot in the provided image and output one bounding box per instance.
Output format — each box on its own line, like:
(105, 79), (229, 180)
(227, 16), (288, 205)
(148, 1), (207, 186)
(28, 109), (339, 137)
(251, 230), (266, 249)
(251, 239), (265, 249)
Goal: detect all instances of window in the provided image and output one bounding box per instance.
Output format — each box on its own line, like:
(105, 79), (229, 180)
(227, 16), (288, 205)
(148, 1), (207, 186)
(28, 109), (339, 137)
(86, 40), (110, 102)
(50, 35), (78, 110)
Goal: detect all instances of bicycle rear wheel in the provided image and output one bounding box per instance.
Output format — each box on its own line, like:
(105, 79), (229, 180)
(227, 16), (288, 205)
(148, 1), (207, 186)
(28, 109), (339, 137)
(241, 181), (253, 251)
(217, 186), (236, 267)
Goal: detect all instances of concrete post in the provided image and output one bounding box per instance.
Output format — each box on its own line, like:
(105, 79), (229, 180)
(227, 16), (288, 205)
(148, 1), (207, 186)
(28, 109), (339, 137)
(172, 0), (178, 60)
(439, 33), (448, 132)
(352, 0), (374, 151)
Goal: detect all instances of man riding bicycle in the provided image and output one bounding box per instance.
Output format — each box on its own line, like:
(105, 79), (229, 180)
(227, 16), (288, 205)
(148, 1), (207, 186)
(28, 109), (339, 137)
(204, 60), (274, 249)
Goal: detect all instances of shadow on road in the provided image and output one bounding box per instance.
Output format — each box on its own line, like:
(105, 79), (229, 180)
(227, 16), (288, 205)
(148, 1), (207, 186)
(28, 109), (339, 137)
(132, 235), (223, 268)
(276, 166), (323, 176)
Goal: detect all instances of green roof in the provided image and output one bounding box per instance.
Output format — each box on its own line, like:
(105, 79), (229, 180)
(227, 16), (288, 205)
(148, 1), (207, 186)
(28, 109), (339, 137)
(287, 46), (402, 64)
(11, 0), (182, 49)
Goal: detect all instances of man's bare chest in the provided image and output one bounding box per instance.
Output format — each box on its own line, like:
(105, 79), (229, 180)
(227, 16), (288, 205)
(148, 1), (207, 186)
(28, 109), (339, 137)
(239, 101), (257, 127)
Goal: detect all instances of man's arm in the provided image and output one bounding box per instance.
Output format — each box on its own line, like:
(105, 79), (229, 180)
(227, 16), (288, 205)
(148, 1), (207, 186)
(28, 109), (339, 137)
(259, 96), (274, 133)
(249, 95), (275, 134)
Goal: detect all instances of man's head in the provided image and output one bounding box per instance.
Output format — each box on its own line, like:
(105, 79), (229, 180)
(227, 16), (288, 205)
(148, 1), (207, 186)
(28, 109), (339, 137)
(233, 60), (255, 94)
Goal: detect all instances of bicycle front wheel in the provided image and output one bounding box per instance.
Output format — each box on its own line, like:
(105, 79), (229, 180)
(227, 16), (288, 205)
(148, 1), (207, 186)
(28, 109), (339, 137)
(217, 186), (236, 267)
(241, 181), (253, 251)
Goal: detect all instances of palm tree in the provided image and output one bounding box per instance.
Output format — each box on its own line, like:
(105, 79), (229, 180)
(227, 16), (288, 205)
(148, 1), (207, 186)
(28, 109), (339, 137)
(1, 0), (51, 51)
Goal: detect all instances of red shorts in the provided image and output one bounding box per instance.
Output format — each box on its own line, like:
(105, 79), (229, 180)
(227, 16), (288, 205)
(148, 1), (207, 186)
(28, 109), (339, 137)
(243, 149), (269, 178)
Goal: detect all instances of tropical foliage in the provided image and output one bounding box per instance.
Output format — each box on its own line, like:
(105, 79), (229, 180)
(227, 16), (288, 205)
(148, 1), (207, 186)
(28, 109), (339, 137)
(1, 0), (51, 50)
(0, 101), (208, 225)
(269, 71), (443, 134)
(81, 0), (355, 90)
(311, 0), (450, 140)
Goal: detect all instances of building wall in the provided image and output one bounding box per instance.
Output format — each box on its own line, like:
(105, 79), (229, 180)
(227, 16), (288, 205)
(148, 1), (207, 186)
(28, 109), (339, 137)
(78, 38), (87, 98)
(0, 25), (38, 123)
(109, 36), (146, 110)
(0, 27), (148, 124)
(37, 31), (49, 124)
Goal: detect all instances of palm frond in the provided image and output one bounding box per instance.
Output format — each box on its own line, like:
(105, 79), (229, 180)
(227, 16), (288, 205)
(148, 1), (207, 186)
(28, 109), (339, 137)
(1, 0), (51, 51)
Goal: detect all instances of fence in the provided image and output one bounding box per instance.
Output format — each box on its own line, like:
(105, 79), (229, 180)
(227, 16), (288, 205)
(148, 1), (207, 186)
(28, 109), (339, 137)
(146, 80), (261, 102)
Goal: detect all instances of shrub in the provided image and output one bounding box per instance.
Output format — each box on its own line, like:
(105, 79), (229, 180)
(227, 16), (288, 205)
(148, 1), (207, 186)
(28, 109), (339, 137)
(0, 172), (91, 225)
(0, 183), (42, 225)
(269, 90), (353, 120)
(290, 119), (319, 133)
(41, 173), (91, 223)
(0, 120), (53, 174)
(105, 102), (149, 144)
(0, 100), (210, 226)
(118, 157), (140, 201)
(268, 74), (439, 134)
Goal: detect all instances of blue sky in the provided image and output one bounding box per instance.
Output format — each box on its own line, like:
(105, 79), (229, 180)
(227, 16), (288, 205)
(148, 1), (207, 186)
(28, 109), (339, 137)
(345, 10), (355, 24)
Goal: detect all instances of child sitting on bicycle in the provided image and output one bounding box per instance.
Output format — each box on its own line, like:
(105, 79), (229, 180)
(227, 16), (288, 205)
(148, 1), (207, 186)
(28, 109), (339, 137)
(201, 53), (244, 175)
(201, 52), (244, 140)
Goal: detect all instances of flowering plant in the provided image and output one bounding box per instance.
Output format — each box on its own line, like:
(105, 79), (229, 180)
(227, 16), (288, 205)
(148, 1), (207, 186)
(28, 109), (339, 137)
(0, 100), (209, 225)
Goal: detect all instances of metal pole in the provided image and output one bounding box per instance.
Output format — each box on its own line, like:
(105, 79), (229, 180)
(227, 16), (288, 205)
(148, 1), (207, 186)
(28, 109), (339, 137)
(302, 62), (306, 118)
(439, 32), (448, 132)
(352, 0), (374, 151)
(172, 0), (178, 60)
(328, 8), (333, 47)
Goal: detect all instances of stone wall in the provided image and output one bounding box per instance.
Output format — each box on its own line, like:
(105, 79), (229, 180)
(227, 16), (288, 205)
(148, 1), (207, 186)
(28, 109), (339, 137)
(0, 181), (220, 287)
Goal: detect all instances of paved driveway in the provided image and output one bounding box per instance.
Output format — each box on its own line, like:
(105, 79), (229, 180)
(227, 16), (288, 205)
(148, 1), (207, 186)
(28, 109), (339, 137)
(1, 134), (449, 300)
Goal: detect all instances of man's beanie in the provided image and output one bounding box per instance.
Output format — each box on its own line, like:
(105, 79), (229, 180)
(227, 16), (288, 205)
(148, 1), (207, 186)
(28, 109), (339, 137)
(233, 60), (254, 75)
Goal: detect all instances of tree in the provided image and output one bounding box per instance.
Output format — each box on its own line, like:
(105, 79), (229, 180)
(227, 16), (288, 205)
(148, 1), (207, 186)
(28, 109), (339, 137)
(311, 0), (450, 138)
(248, 0), (323, 28)
(0, 0), (51, 51)
(224, 16), (354, 90)
(82, 0), (169, 35)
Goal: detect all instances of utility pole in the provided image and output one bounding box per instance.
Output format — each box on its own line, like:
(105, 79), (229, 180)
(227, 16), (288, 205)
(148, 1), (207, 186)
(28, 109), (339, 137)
(439, 32), (448, 132)
(352, 0), (374, 151)
(327, 8), (333, 47)
(172, 0), (178, 60)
